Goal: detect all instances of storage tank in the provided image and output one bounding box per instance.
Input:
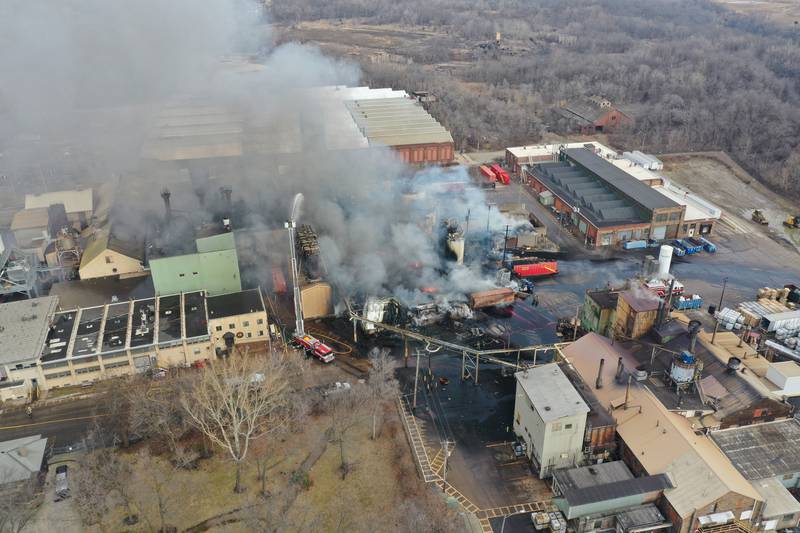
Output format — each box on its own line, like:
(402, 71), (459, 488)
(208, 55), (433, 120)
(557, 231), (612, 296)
(658, 245), (673, 279)
(447, 235), (465, 265)
(670, 351), (696, 384)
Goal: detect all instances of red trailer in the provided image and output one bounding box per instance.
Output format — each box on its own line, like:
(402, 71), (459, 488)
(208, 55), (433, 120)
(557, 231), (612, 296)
(469, 288), (515, 309)
(272, 267), (287, 294)
(479, 165), (497, 183)
(490, 164), (511, 185)
(509, 260), (558, 277)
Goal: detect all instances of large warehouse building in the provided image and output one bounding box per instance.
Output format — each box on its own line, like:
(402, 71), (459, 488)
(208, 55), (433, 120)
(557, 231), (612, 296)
(526, 148), (686, 248)
(141, 85), (454, 166)
(0, 289), (270, 402)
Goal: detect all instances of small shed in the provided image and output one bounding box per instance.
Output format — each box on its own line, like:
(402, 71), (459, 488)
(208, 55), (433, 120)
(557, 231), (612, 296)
(615, 290), (660, 339)
(582, 289), (619, 338)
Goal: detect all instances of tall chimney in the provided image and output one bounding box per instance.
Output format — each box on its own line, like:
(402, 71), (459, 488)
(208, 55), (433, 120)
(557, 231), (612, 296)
(596, 358), (605, 389)
(220, 186), (232, 216)
(615, 356), (624, 383)
(160, 188), (171, 221)
(624, 374), (632, 410)
(688, 319), (702, 353)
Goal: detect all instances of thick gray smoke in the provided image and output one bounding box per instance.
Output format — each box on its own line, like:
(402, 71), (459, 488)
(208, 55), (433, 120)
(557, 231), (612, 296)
(0, 0), (521, 305)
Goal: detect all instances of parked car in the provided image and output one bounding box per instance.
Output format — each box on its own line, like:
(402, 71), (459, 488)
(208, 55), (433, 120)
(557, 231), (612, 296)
(54, 465), (70, 500)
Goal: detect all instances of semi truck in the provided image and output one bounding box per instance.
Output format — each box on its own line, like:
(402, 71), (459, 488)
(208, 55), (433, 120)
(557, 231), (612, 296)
(292, 333), (335, 363)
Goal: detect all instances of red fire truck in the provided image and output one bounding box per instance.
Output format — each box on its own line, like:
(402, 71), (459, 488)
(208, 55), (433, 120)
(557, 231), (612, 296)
(292, 333), (335, 363)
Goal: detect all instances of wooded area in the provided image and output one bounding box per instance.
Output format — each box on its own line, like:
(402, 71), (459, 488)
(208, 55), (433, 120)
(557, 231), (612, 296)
(272, 0), (800, 198)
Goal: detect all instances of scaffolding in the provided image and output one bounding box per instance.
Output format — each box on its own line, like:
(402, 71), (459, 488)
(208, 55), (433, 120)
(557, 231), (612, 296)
(0, 247), (40, 298)
(346, 300), (568, 383)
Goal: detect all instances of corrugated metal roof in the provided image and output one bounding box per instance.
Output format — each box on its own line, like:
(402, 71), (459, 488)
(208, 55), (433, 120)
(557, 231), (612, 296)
(516, 363), (589, 423)
(562, 474), (673, 506)
(563, 148), (678, 211)
(711, 419), (800, 480)
(346, 97), (454, 147)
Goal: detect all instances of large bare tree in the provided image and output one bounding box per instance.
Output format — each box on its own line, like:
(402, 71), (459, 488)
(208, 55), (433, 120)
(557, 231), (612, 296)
(326, 385), (368, 479)
(180, 352), (291, 493)
(0, 475), (41, 533)
(367, 347), (399, 441)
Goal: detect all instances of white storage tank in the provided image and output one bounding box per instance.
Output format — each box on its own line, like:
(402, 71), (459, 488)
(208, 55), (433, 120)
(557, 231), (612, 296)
(658, 245), (673, 279)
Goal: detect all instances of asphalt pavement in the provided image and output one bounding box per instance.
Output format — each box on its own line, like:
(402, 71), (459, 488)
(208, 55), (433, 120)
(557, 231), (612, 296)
(0, 396), (106, 448)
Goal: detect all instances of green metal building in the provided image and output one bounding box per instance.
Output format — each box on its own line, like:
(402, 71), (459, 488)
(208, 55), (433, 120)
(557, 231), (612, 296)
(150, 232), (241, 296)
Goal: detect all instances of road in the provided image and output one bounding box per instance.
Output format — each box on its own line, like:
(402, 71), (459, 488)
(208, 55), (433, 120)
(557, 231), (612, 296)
(0, 396), (106, 448)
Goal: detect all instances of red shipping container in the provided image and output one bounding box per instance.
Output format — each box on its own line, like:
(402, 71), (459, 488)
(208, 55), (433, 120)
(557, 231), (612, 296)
(512, 261), (558, 277)
(479, 165), (497, 182)
(272, 267), (287, 294)
(470, 288), (515, 309)
(490, 164), (510, 185)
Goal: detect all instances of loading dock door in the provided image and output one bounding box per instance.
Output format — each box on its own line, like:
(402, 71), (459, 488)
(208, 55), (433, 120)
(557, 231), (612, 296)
(652, 226), (667, 240)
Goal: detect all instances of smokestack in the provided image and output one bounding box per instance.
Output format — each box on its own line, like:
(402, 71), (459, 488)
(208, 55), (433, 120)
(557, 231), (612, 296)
(688, 319), (702, 353)
(615, 356), (625, 383)
(624, 374), (632, 410)
(220, 186), (232, 216)
(596, 358), (605, 389)
(160, 188), (171, 222)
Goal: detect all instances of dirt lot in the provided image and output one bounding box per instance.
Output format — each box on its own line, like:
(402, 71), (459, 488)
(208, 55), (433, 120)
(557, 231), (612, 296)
(660, 152), (800, 263)
(713, 0), (800, 25)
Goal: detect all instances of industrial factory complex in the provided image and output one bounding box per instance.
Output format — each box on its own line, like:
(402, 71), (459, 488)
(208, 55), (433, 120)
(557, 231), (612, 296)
(4, 76), (800, 533)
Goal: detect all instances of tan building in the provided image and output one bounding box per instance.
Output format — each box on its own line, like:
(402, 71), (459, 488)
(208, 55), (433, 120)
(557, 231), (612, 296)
(10, 208), (49, 249)
(301, 281), (333, 320)
(0, 289), (270, 401)
(207, 288), (269, 356)
(615, 290), (660, 339)
(562, 334), (762, 533)
(0, 297), (59, 402)
(79, 226), (146, 280)
(25, 189), (93, 230)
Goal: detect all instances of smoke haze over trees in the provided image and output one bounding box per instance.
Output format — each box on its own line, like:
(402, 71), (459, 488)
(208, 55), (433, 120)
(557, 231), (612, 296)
(273, 0), (800, 198)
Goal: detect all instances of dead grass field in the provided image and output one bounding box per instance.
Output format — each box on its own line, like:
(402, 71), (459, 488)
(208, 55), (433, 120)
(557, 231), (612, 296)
(714, 0), (800, 25)
(42, 400), (454, 533)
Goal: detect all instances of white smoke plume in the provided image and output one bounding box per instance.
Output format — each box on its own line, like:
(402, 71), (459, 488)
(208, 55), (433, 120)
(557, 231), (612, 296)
(0, 0), (523, 305)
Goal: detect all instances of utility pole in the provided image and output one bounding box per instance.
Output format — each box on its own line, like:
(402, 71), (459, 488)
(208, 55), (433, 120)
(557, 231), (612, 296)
(711, 276), (728, 345)
(413, 349), (421, 410)
(441, 440), (451, 491)
(486, 203), (493, 233)
(502, 224), (510, 264)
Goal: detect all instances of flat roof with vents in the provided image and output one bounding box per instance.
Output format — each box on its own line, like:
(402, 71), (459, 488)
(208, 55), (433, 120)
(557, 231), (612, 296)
(516, 363), (589, 423)
(0, 297), (58, 365)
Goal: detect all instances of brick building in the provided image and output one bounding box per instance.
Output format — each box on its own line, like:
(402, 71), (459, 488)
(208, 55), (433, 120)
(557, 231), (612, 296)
(526, 147), (685, 247)
(557, 98), (633, 134)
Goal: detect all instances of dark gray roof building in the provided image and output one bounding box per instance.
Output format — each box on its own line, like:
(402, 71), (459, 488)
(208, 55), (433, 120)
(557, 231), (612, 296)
(207, 288), (264, 319)
(711, 419), (800, 480)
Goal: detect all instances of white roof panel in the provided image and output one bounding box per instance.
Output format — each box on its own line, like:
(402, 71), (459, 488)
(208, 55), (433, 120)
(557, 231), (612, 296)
(516, 363), (589, 423)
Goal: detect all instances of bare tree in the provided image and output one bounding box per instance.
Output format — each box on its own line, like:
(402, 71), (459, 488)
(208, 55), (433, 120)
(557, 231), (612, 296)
(128, 375), (196, 466)
(133, 450), (177, 533)
(180, 352), (291, 493)
(367, 347), (399, 440)
(0, 476), (41, 533)
(326, 385), (368, 479)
